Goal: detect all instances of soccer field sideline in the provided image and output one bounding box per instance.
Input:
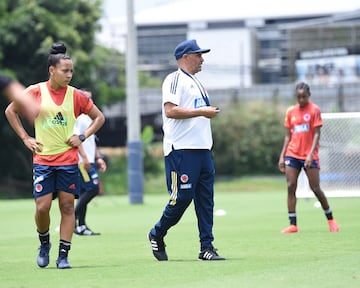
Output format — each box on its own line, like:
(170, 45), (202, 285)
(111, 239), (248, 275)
(0, 192), (359, 288)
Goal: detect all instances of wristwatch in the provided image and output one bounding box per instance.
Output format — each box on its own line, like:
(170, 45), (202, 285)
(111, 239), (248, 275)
(78, 134), (86, 142)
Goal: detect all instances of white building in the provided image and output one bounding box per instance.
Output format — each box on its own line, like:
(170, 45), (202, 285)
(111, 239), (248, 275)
(97, 0), (360, 88)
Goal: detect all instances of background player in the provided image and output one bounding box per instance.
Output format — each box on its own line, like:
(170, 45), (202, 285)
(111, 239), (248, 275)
(278, 82), (339, 234)
(74, 89), (107, 236)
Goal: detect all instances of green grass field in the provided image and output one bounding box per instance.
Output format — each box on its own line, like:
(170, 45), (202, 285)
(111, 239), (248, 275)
(1, 184), (359, 287)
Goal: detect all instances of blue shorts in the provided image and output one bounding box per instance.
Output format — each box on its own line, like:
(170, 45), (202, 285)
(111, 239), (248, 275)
(284, 156), (320, 170)
(33, 164), (80, 199)
(79, 163), (99, 193)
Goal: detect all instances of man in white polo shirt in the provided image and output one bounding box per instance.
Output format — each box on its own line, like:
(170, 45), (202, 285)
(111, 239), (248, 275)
(148, 39), (225, 261)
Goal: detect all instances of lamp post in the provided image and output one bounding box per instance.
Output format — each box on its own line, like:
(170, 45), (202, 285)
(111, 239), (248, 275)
(126, 0), (143, 204)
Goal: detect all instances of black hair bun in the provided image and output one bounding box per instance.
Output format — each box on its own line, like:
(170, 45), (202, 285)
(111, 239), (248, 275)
(50, 43), (67, 55)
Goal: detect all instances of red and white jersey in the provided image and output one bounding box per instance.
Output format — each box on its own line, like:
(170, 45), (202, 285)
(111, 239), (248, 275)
(162, 69), (213, 156)
(284, 102), (322, 160)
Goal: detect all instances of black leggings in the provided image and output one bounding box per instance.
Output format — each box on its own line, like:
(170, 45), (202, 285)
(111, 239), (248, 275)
(75, 188), (99, 226)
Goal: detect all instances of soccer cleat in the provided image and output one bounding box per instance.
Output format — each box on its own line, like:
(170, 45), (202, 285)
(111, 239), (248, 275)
(56, 257), (72, 269)
(328, 219), (339, 232)
(37, 243), (51, 268)
(74, 225), (100, 236)
(198, 248), (225, 261)
(281, 225), (299, 234)
(148, 232), (168, 261)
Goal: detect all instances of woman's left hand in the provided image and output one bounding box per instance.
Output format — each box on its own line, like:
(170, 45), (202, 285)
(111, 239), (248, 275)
(66, 134), (83, 148)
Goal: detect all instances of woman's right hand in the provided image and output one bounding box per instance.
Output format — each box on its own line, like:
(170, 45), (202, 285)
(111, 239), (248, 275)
(23, 136), (43, 153)
(278, 159), (286, 173)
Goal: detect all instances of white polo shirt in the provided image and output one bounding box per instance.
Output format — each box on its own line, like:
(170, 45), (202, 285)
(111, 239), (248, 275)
(74, 114), (96, 163)
(162, 69), (213, 156)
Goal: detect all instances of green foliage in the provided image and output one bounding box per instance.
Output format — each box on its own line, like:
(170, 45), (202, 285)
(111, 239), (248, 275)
(99, 153), (128, 196)
(141, 125), (155, 144)
(212, 101), (286, 176)
(99, 99), (288, 194)
(89, 46), (163, 105)
(139, 71), (163, 88)
(90, 45), (126, 106)
(87, 45), (163, 106)
(100, 154), (163, 196)
(100, 126), (164, 196)
(141, 125), (163, 177)
(0, 0), (102, 87)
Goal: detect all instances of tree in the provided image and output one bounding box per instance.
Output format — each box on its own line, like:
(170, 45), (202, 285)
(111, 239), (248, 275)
(90, 44), (127, 106)
(0, 0), (102, 87)
(211, 101), (285, 176)
(90, 44), (162, 106)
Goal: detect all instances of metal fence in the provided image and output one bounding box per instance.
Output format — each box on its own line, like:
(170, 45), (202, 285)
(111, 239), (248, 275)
(99, 82), (360, 146)
(130, 82), (360, 114)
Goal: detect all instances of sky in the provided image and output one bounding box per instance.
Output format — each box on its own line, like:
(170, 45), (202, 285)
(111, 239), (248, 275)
(97, 0), (174, 47)
(101, 0), (360, 21)
(101, 0), (174, 19)
(98, 0), (360, 49)
(135, 0), (360, 24)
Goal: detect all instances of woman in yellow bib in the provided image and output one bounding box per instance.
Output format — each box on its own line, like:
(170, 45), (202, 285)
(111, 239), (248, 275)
(5, 43), (105, 269)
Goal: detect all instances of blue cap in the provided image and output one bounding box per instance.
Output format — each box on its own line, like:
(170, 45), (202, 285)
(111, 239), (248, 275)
(174, 39), (210, 60)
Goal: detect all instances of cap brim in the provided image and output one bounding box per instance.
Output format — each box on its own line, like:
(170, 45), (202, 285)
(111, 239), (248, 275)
(189, 48), (210, 54)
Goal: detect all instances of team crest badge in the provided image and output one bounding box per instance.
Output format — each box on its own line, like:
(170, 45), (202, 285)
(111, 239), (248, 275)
(180, 174), (189, 183)
(35, 184), (43, 193)
(303, 113), (311, 121)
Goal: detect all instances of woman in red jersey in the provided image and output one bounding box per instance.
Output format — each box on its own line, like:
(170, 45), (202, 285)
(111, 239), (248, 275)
(278, 82), (339, 234)
(5, 43), (105, 268)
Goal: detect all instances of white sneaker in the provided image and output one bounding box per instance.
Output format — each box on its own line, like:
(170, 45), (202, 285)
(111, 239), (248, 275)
(74, 225), (100, 236)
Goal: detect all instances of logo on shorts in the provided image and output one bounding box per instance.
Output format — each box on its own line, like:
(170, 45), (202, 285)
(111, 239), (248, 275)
(69, 183), (76, 190)
(180, 174), (189, 183)
(35, 184), (43, 193)
(93, 179), (99, 185)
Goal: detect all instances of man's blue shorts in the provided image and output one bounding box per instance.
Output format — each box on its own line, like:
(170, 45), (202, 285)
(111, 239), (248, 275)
(284, 156), (320, 170)
(79, 163), (99, 193)
(33, 164), (80, 199)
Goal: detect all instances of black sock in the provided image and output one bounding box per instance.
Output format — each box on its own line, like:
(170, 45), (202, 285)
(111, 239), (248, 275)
(38, 230), (50, 245)
(288, 212), (297, 225)
(59, 240), (71, 258)
(324, 208), (333, 220)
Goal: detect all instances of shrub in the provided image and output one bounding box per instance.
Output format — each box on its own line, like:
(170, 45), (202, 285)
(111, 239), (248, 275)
(212, 101), (285, 176)
(99, 126), (164, 196)
(100, 101), (287, 195)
